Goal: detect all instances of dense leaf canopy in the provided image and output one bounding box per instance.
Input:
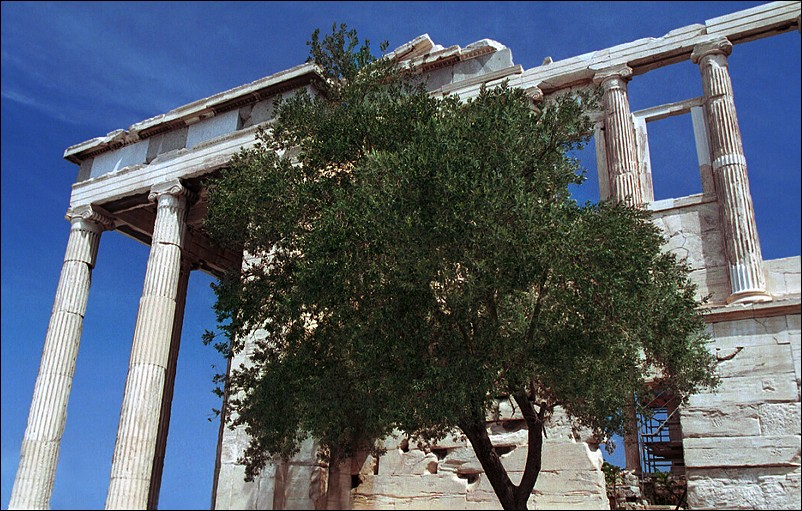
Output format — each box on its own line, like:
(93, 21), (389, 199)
(204, 24), (717, 487)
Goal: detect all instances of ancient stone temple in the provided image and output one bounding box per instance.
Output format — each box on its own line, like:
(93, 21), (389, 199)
(8, 1), (800, 509)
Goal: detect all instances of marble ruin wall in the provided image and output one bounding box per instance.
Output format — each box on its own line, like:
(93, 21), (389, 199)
(217, 393), (609, 510)
(683, 312), (801, 510)
(8, 2), (800, 510)
(651, 198), (800, 509)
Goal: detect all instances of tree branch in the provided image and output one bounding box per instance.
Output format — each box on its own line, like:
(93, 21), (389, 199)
(487, 290), (499, 325)
(525, 271), (549, 345)
(457, 322), (472, 350)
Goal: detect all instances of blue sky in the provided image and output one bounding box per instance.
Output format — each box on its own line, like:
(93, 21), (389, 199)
(1, 2), (799, 509)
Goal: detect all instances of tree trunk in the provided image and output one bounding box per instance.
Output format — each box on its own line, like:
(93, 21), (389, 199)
(459, 415), (517, 509)
(459, 394), (544, 510)
(512, 391), (545, 510)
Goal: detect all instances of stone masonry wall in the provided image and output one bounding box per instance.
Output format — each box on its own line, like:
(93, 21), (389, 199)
(350, 406), (608, 510)
(681, 312), (801, 510)
(215, 401), (609, 510)
(648, 182), (800, 510)
(649, 196), (729, 305)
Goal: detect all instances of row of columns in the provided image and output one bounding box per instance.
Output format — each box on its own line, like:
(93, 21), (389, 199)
(593, 36), (771, 305)
(592, 36), (772, 476)
(9, 179), (195, 510)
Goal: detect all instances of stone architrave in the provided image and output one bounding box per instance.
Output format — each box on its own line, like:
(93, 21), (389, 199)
(105, 180), (195, 510)
(9, 205), (113, 510)
(691, 37), (771, 304)
(593, 64), (646, 205)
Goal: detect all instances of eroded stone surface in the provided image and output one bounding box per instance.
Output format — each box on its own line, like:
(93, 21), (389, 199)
(684, 310), (801, 509)
(684, 435), (801, 468)
(687, 466), (801, 510)
(765, 257), (802, 298)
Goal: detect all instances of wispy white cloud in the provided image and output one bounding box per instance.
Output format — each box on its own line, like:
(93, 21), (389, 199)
(1, 2), (224, 131)
(1, 89), (37, 108)
(1, 89), (84, 125)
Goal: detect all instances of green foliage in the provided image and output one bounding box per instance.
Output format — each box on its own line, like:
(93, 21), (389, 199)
(203, 23), (717, 489)
(602, 462), (621, 502)
(646, 470), (686, 507)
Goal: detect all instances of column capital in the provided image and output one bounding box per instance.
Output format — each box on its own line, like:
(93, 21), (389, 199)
(691, 37), (733, 64)
(65, 204), (114, 230)
(592, 64), (633, 87)
(148, 179), (197, 206)
(524, 86), (544, 104)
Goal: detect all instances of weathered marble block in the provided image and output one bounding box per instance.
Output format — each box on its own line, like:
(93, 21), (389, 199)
(687, 374), (798, 407)
(683, 435), (801, 468)
(90, 139), (149, 178)
(681, 404), (762, 438)
(711, 315), (795, 349)
(146, 127), (188, 163)
(379, 448), (438, 476)
(687, 466), (802, 510)
(186, 109), (240, 149)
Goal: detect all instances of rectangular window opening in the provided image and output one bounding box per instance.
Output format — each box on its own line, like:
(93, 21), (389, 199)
(640, 111), (705, 202)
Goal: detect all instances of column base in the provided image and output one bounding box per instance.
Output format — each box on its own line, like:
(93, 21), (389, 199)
(726, 289), (773, 305)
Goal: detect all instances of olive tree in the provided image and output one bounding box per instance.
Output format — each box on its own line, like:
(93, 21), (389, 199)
(203, 24), (717, 510)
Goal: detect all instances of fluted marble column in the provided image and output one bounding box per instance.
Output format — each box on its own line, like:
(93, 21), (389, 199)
(692, 37), (771, 304)
(146, 258), (193, 509)
(106, 180), (194, 509)
(593, 64), (646, 205)
(9, 205), (113, 510)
